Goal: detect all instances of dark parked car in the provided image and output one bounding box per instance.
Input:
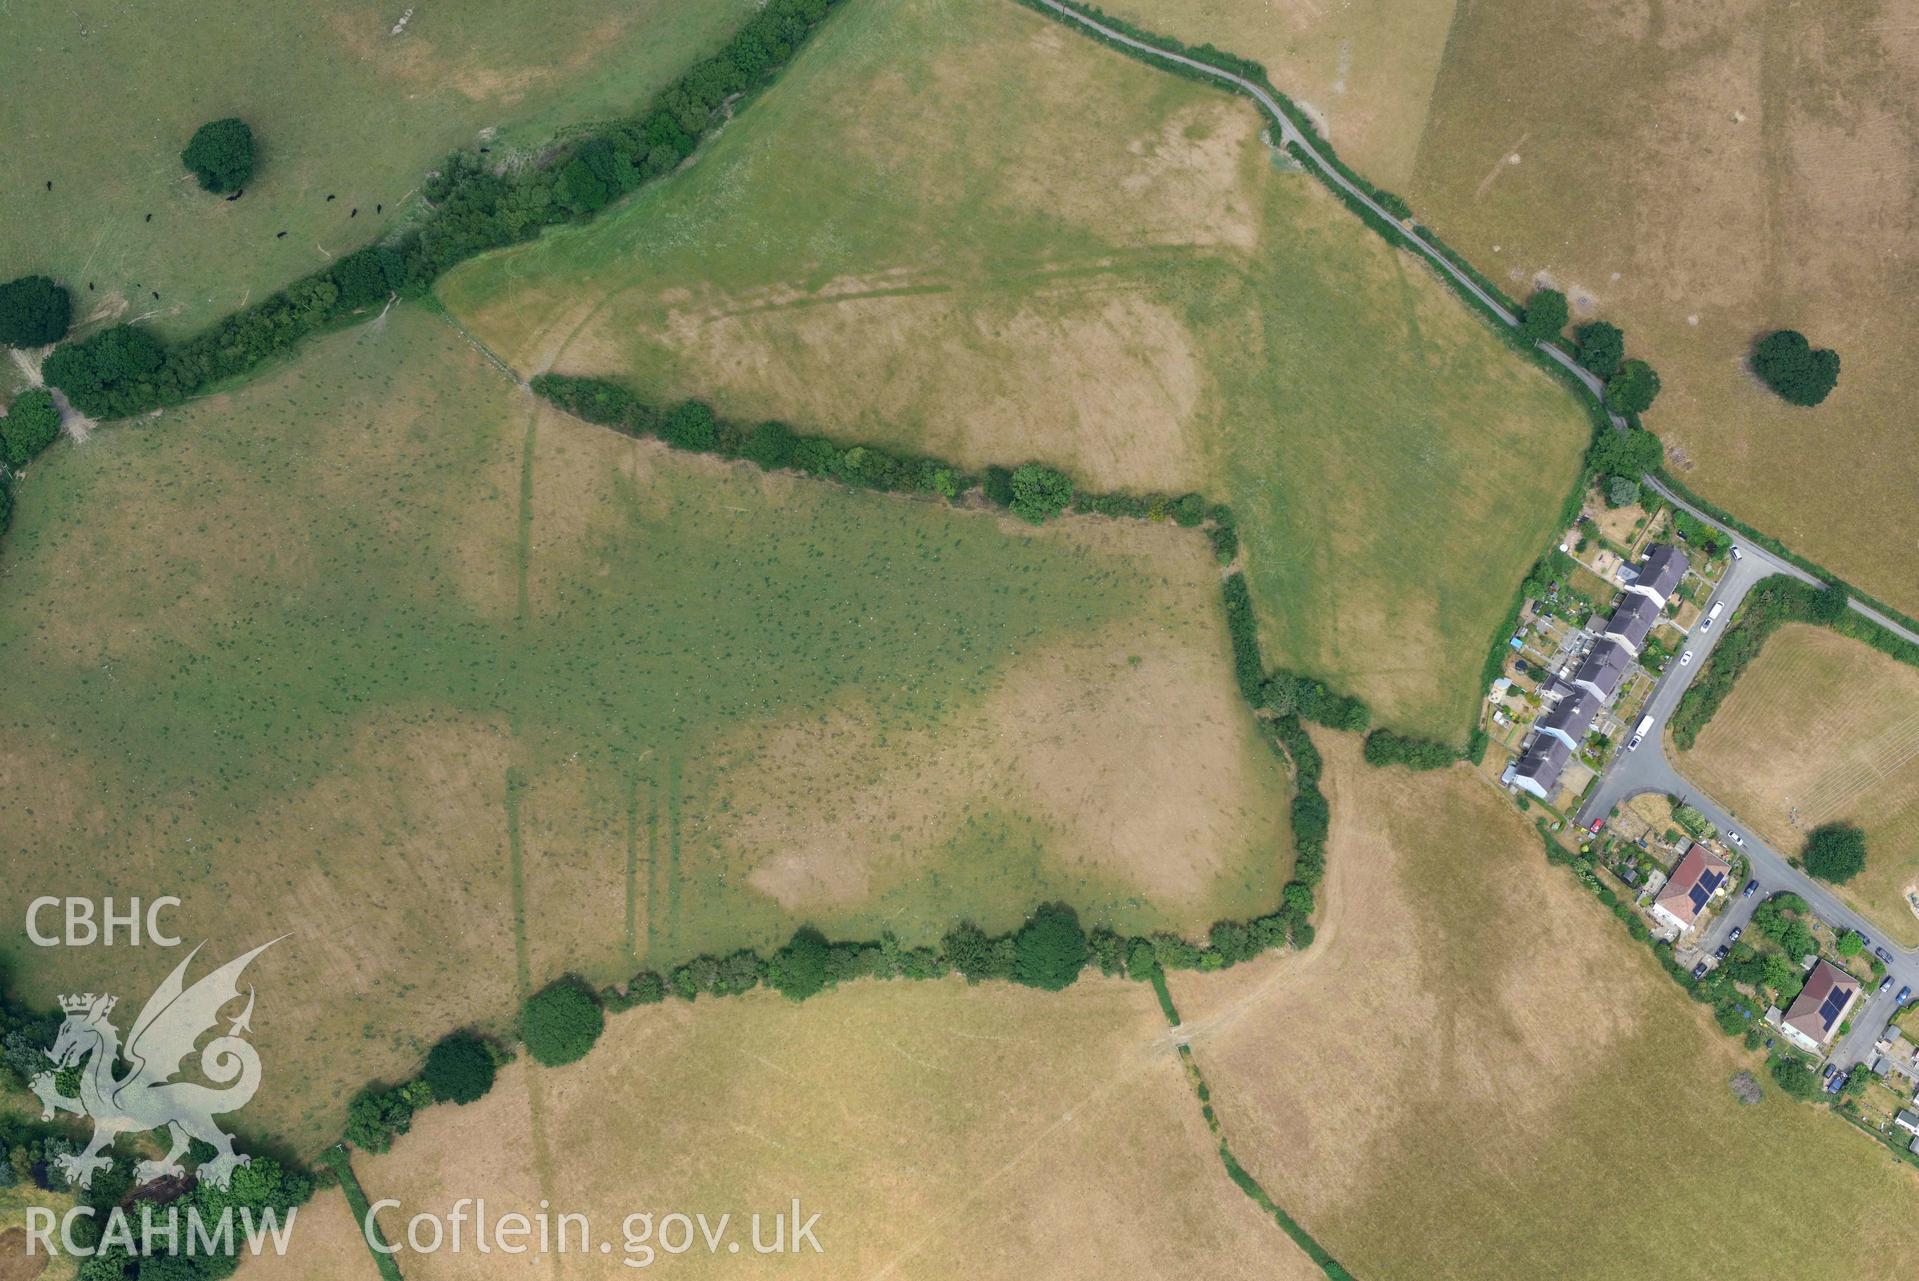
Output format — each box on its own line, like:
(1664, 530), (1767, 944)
(1742, 879), (1758, 898)
(1728, 926), (1742, 943)
(1876, 947), (1893, 963)
(1880, 975), (1895, 994)
(1692, 962), (1710, 980)
(1715, 944), (1731, 960)
(1898, 986), (1913, 1005)
(1822, 1063), (1838, 1080)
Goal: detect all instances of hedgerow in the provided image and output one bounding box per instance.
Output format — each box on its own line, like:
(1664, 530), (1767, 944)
(1362, 729), (1458, 770)
(41, 0), (848, 421)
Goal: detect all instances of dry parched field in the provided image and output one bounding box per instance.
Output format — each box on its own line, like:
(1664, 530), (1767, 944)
(245, 978), (1324, 1281)
(439, 0), (1589, 742)
(1680, 623), (1919, 946)
(1169, 734), (1919, 1281)
(1402, 0), (1919, 616)
(0, 304), (1289, 1152)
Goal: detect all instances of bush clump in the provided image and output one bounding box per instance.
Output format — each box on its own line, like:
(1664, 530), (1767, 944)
(1, 389), (62, 467)
(1013, 903), (1088, 991)
(0, 276), (71, 348)
(1008, 463), (1073, 523)
(1362, 729), (1456, 770)
(1802, 822), (1867, 884)
(521, 976), (605, 1066)
(422, 1031), (497, 1105)
(1752, 330), (1839, 406)
(182, 117), (256, 193)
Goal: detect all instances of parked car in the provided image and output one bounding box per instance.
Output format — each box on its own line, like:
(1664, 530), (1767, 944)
(1731, 546), (1744, 561)
(1880, 975), (1896, 994)
(1589, 818), (1604, 834)
(1728, 926), (1742, 943)
(1680, 650), (1694, 667)
(1898, 986), (1913, 1005)
(1743, 879), (1758, 898)
(1702, 601), (1726, 631)
(1728, 831), (1746, 847)
(1626, 733), (1644, 751)
(1692, 962), (1710, 980)
(1715, 944), (1731, 960)
(1877, 946), (1894, 963)
(1822, 1063), (1838, 1080)
(1825, 1072), (1846, 1095)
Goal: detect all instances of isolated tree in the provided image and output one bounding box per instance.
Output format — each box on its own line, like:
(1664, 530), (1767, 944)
(1, 390), (61, 468)
(1803, 823), (1867, 884)
(1836, 930), (1864, 958)
(1012, 903), (1087, 991)
(1751, 330), (1840, 406)
(422, 1031), (496, 1104)
(1604, 359), (1662, 415)
(520, 976), (604, 1066)
(0, 275), (71, 348)
(1518, 287), (1569, 343)
(181, 118), (255, 193)
(769, 925), (831, 1001)
(1574, 320), (1625, 379)
(1007, 463), (1073, 523)
(1606, 476), (1640, 508)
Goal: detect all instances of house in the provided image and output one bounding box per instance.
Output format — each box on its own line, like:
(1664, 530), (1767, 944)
(1780, 960), (1861, 1054)
(1649, 843), (1732, 934)
(1535, 688), (1599, 750)
(1572, 639), (1634, 703)
(1602, 593), (1663, 655)
(1511, 736), (1572, 802)
(1894, 1109), (1919, 1137)
(1536, 673), (1577, 705)
(1622, 543), (1689, 605)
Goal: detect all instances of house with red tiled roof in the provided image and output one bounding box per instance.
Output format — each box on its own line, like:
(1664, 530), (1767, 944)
(1649, 843), (1731, 935)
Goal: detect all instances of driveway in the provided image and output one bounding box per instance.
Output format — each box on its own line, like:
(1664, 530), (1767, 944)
(1576, 488), (1919, 1069)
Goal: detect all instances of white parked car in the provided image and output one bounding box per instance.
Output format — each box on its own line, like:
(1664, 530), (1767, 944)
(1680, 650), (1694, 666)
(1730, 546), (1743, 560)
(1728, 831), (1746, 847)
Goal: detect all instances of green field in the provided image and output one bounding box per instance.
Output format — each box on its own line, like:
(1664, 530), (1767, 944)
(439, 0), (1589, 741)
(0, 304), (1288, 1150)
(0, 0), (758, 339)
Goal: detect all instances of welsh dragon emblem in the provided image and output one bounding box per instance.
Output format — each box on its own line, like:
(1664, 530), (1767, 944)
(30, 939), (279, 1190)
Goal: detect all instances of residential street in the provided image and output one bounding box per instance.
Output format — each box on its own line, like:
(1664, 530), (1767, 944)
(1577, 488), (1918, 1070)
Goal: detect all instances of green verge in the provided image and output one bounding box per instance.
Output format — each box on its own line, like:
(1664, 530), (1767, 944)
(1669, 575), (1919, 749)
(322, 1145), (406, 1281)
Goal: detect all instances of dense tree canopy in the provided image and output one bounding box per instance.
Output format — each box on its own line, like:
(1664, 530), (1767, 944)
(0, 275), (71, 348)
(521, 977), (605, 1066)
(1008, 463), (1073, 523)
(1574, 321), (1625, 379)
(1803, 823), (1867, 884)
(769, 926), (831, 1001)
(1517, 287), (1569, 343)
(1, 389), (61, 468)
(1751, 330), (1840, 406)
(182, 117), (255, 193)
(1604, 359), (1662, 415)
(422, 1031), (496, 1104)
(1013, 903), (1088, 991)
(1586, 425), (1663, 479)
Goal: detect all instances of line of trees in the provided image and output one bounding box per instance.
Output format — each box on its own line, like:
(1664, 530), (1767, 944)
(41, 0), (847, 421)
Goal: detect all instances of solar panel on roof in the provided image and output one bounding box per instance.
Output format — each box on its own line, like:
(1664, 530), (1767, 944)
(1698, 870), (1724, 896)
(1819, 991), (1847, 1029)
(1688, 885), (1711, 911)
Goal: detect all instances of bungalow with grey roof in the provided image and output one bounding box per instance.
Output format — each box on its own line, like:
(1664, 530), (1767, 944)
(1602, 593), (1663, 655)
(1622, 543), (1689, 606)
(1572, 639), (1633, 703)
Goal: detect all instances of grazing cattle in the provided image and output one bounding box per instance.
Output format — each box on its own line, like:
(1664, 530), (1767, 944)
(276, 231), (287, 239)
(327, 194), (335, 201)
(145, 213), (153, 222)
(45, 180), (52, 191)
(375, 204), (382, 213)
(350, 208), (357, 217)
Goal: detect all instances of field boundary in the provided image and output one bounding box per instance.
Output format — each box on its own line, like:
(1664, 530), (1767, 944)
(322, 1144), (405, 1281)
(1670, 575), (1919, 750)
